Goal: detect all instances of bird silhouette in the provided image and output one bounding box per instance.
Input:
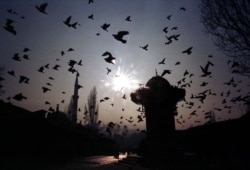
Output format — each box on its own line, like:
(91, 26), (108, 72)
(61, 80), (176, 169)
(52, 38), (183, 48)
(38, 66), (44, 73)
(71, 22), (79, 29)
(12, 53), (21, 61)
(103, 97), (110, 101)
(22, 54), (30, 60)
(163, 27), (168, 33)
(46, 82), (52, 86)
(112, 31), (129, 44)
(182, 47), (193, 55)
(63, 16), (72, 27)
(126, 119), (133, 123)
(102, 51), (113, 58)
(122, 94), (126, 100)
(4, 19), (16, 35)
(165, 40), (172, 45)
(68, 67), (77, 74)
(106, 67), (111, 75)
(7, 9), (18, 15)
(44, 63), (49, 69)
(19, 75), (29, 84)
(176, 119), (182, 125)
(175, 61), (181, 65)
(67, 48), (74, 52)
(13, 93), (27, 101)
(200, 61), (214, 77)
(35, 2), (48, 14)
(183, 70), (189, 76)
(171, 26), (178, 30)
(158, 58), (165, 65)
(161, 69), (171, 77)
(88, 0), (94, 4)
(166, 15), (172, 20)
(42, 87), (51, 93)
(60, 51), (65, 56)
(200, 81), (208, 87)
(8, 70), (15, 77)
(139, 44), (148, 51)
(189, 110), (197, 118)
(68, 60), (78, 67)
(88, 14), (94, 20)
(105, 56), (116, 64)
(53, 64), (60, 70)
(125, 16), (132, 22)
(180, 7), (186, 11)
(137, 115), (143, 123)
(166, 34), (180, 42)
(23, 47), (30, 52)
(78, 59), (83, 66)
(102, 51), (116, 64)
(101, 23), (110, 32)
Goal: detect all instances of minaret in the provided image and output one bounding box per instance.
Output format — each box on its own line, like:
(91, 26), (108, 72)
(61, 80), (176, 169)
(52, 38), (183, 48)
(71, 73), (79, 124)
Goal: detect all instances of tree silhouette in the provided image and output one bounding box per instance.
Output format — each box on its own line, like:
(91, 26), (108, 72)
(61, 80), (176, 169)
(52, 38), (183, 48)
(200, 0), (250, 76)
(84, 86), (99, 127)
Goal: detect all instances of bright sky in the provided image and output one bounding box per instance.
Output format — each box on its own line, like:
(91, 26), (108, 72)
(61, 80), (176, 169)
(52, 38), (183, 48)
(0, 0), (249, 131)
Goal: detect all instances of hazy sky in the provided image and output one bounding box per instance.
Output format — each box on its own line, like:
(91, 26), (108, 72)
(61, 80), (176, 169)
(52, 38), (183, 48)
(1, 0), (249, 131)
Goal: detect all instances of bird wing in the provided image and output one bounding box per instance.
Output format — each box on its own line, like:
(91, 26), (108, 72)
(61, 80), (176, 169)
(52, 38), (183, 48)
(118, 31), (129, 36)
(102, 51), (112, 57)
(40, 3), (48, 11)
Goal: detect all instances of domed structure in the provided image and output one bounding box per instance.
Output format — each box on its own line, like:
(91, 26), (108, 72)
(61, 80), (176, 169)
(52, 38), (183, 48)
(130, 75), (186, 157)
(146, 76), (170, 90)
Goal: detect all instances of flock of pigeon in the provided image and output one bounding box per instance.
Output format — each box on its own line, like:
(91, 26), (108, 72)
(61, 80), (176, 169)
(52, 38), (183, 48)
(1, 1), (250, 134)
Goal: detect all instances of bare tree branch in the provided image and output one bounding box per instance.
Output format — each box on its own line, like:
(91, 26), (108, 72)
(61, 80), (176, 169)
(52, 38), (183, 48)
(200, 0), (250, 76)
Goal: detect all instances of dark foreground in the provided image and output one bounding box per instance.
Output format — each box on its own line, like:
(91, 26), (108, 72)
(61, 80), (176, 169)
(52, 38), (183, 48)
(1, 101), (250, 169)
(1, 151), (250, 170)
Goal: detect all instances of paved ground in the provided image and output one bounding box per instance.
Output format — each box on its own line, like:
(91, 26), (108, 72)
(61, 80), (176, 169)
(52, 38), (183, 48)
(2, 152), (249, 170)
(46, 154), (149, 170)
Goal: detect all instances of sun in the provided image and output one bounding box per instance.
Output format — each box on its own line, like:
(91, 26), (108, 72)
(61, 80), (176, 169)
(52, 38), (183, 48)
(102, 66), (139, 93)
(113, 74), (131, 91)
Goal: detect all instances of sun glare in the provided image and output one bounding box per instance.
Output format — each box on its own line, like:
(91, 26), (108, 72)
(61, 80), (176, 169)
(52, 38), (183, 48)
(113, 74), (131, 91)
(103, 66), (139, 93)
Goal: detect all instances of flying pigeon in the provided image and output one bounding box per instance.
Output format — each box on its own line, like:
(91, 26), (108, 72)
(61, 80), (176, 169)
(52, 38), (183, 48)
(13, 93), (27, 101)
(101, 23), (110, 32)
(112, 31), (129, 44)
(182, 47), (193, 55)
(35, 2), (48, 14)
(102, 51), (116, 64)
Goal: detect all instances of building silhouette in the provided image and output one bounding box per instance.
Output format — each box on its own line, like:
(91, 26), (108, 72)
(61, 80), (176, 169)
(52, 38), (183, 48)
(205, 110), (216, 124)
